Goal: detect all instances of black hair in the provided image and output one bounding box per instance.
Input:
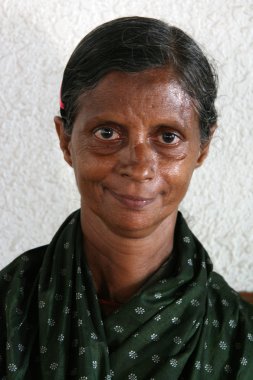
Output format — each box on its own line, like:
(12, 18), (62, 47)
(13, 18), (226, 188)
(60, 16), (218, 142)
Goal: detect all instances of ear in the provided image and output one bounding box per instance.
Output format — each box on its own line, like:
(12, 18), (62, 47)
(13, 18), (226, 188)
(54, 116), (73, 167)
(195, 124), (217, 168)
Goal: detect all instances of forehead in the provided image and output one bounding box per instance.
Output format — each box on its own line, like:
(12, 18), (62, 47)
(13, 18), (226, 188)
(76, 68), (196, 124)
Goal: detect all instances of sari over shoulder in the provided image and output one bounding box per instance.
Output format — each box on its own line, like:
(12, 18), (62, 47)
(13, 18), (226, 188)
(1, 210), (253, 379)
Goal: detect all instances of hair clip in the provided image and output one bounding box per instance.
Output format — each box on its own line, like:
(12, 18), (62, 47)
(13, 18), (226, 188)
(59, 84), (65, 110)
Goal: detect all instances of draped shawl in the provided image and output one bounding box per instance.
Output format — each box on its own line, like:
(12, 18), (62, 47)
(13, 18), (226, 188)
(0, 210), (253, 379)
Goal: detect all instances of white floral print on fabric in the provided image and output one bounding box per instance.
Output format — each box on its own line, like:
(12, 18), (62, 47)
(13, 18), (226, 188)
(219, 341), (227, 350)
(171, 317), (180, 324)
(55, 293), (63, 301)
(91, 332), (98, 340)
(173, 336), (182, 345)
(8, 363), (17, 372)
(3, 273), (12, 282)
(212, 319), (219, 328)
(1, 210), (253, 379)
(79, 347), (86, 356)
(229, 319), (237, 328)
(18, 344), (25, 352)
(221, 299), (229, 307)
(134, 307), (145, 314)
(204, 364), (213, 373)
(92, 360), (97, 369)
(150, 333), (159, 341)
(224, 364), (232, 373)
(240, 357), (248, 366)
(39, 300), (46, 309)
(40, 346), (47, 354)
(63, 306), (70, 314)
(195, 361), (201, 370)
(47, 318), (55, 326)
(113, 325), (124, 333)
(58, 334), (64, 342)
(21, 255), (29, 262)
(170, 358), (178, 367)
(76, 292), (82, 300)
(128, 374), (137, 380)
(129, 350), (138, 359)
(191, 299), (200, 307)
(50, 363), (58, 370)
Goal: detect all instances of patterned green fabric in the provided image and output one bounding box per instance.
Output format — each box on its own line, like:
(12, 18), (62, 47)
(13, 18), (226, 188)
(1, 210), (253, 379)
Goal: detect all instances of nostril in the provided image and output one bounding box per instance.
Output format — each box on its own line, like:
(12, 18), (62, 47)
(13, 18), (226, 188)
(118, 162), (155, 181)
(117, 143), (156, 181)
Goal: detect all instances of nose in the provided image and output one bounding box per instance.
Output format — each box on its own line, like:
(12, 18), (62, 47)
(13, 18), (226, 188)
(117, 142), (156, 182)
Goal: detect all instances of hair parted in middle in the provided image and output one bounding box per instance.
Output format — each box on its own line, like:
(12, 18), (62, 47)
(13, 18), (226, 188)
(60, 16), (218, 142)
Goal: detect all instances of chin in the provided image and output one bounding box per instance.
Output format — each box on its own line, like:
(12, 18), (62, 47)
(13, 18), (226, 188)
(103, 209), (176, 238)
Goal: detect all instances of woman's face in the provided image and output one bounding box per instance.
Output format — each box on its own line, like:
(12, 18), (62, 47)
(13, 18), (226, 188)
(56, 68), (211, 238)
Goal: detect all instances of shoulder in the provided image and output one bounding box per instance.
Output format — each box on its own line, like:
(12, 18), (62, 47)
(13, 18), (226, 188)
(207, 271), (253, 340)
(0, 245), (48, 301)
(209, 271), (253, 312)
(0, 245), (47, 275)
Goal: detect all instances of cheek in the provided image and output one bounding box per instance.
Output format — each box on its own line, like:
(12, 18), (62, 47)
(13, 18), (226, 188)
(161, 156), (197, 194)
(72, 153), (115, 191)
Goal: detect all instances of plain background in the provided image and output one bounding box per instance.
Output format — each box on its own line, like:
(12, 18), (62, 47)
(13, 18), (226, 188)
(0, 0), (252, 290)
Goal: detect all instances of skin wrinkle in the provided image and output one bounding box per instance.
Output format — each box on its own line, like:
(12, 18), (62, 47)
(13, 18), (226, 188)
(55, 68), (212, 303)
(78, 75), (192, 132)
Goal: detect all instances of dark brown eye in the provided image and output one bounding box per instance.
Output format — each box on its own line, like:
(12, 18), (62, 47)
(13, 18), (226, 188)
(158, 132), (180, 144)
(94, 127), (120, 140)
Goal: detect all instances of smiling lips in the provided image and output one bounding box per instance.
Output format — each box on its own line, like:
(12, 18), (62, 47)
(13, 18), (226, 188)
(108, 189), (156, 209)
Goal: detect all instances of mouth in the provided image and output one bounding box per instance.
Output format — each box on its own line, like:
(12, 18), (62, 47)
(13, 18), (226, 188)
(107, 189), (155, 210)
(107, 189), (156, 209)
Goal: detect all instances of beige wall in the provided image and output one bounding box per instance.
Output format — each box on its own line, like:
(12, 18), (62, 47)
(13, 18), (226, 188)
(0, 0), (252, 290)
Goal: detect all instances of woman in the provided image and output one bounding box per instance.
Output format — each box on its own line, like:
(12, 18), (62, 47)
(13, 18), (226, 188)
(0, 16), (252, 380)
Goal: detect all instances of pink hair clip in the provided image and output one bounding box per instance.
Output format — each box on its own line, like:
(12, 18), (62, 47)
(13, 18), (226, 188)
(59, 84), (65, 110)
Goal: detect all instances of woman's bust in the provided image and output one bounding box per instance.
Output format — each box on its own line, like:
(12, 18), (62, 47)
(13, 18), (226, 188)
(0, 16), (252, 380)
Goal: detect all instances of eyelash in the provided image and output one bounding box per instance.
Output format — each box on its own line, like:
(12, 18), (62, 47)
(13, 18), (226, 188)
(157, 132), (180, 144)
(93, 127), (181, 145)
(94, 127), (120, 140)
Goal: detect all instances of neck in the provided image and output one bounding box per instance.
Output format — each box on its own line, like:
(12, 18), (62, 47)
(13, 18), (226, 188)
(81, 208), (177, 304)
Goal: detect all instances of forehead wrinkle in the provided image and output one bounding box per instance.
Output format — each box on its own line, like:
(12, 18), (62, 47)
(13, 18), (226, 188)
(76, 69), (196, 129)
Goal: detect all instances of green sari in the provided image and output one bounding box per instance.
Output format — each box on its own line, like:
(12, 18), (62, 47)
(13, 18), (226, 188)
(1, 210), (253, 379)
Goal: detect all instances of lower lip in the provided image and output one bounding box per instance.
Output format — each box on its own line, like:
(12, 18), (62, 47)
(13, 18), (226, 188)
(108, 190), (155, 209)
